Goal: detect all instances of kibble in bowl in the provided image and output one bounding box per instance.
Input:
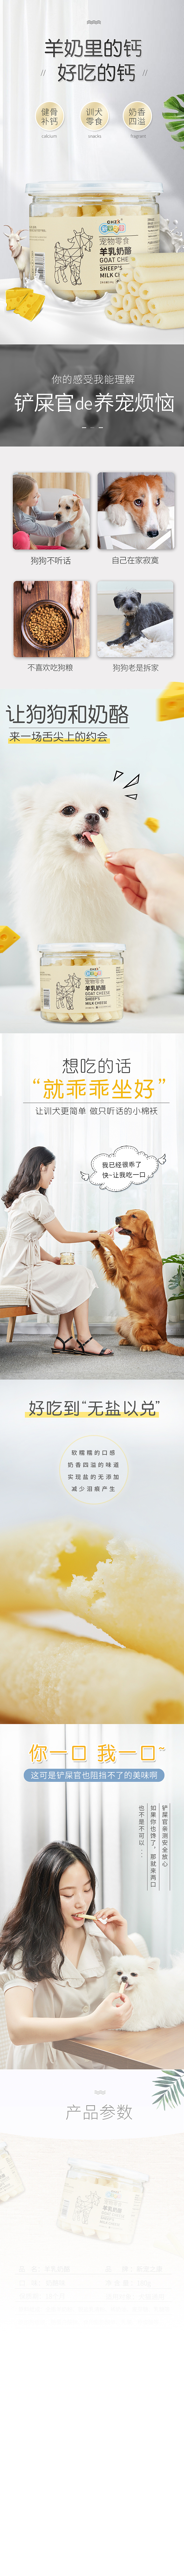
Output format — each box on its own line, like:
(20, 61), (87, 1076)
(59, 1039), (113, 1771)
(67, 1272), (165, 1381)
(21, 600), (72, 653)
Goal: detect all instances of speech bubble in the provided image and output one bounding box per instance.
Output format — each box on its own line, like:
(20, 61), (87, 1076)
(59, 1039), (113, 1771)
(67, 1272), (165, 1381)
(81, 1148), (166, 1191)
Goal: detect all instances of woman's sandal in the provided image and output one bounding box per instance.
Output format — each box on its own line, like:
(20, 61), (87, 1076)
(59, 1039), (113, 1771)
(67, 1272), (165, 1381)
(52, 1336), (79, 1353)
(53, 1334), (112, 1356)
(77, 1338), (112, 1356)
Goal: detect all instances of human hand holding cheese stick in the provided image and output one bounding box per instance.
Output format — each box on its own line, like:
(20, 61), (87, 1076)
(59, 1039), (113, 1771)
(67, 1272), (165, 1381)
(106, 847), (184, 934)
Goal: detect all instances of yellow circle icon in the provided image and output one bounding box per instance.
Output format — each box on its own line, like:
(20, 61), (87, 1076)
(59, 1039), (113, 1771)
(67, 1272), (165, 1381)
(80, 101), (109, 129)
(123, 100), (152, 129)
(35, 102), (64, 129)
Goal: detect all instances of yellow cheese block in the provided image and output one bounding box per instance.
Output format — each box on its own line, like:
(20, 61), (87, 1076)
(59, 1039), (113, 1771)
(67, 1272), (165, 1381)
(144, 818), (159, 833)
(0, 925), (20, 952)
(156, 685), (184, 722)
(6, 289), (45, 320)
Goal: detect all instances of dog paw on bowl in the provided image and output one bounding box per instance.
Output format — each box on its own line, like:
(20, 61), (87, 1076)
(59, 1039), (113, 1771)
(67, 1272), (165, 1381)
(70, 581), (84, 616)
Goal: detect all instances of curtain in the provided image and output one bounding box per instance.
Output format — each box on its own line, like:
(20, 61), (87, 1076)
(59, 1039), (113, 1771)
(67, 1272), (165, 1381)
(36, 475), (90, 501)
(2, 0), (94, 261)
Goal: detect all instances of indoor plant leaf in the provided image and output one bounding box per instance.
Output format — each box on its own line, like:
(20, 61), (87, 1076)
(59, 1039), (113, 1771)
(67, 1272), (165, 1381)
(162, 96), (184, 146)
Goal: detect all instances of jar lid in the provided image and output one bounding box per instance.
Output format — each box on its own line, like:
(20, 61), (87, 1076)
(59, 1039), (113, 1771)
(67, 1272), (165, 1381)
(26, 181), (162, 201)
(38, 942), (126, 958)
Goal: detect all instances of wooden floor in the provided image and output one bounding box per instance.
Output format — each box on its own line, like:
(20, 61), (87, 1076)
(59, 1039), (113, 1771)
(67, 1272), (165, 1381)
(13, 577), (90, 659)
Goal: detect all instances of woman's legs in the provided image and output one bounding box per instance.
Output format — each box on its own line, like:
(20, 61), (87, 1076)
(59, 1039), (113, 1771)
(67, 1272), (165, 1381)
(54, 1297), (112, 1356)
(74, 1298), (111, 1355)
(53, 1306), (74, 1351)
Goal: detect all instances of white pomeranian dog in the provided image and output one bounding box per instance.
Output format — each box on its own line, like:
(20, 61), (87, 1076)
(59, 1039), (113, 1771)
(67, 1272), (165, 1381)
(117, 1950), (184, 2032)
(12, 772), (180, 1012)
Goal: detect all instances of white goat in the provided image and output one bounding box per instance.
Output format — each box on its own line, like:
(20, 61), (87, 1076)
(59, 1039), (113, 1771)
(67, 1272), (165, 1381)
(4, 226), (30, 287)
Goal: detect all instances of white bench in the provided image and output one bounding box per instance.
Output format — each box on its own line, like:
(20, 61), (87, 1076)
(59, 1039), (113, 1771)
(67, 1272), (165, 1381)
(0, 1230), (62, 1343)
(0, 1228), (30, 1342)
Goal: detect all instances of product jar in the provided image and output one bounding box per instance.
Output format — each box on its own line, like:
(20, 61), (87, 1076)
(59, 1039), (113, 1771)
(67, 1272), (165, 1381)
(27, 187), (160, 299)
(39, 944), (125, 1021)
(59, 1250), (75, 1266)
(162, 1256), (184, 1338)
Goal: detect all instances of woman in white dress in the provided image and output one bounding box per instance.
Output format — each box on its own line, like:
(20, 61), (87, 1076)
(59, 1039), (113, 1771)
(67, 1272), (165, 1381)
(0, 1144), (111, 1355)
(0, 1838), (137, 2072)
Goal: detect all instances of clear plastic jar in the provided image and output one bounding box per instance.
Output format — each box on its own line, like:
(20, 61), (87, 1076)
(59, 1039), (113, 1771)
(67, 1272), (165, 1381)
(162, 1257), (184, 1338)
(39, 944), (125, 1021)
(28, 188), (160, 299)
(60, 1250), (75, 1266)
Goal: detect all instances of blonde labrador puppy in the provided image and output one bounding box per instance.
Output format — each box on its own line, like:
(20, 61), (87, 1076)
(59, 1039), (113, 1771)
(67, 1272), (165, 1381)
(55, 494), (90, 549)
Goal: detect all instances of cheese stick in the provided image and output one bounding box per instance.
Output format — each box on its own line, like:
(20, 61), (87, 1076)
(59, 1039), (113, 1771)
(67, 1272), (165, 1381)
(91, 832), (108, 861)
(0, 1619), (183, 1726)
(106, 258), (184, 329)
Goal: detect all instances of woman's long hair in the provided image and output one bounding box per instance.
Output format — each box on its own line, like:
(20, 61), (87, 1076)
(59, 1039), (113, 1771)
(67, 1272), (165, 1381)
(0, 1842), (96, 1982)
(13, 475), (37, 518)
(2, 1147), (55, 1209)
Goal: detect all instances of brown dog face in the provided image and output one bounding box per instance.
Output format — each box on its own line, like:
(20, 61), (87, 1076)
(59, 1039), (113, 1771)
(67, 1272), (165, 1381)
(98, 474), (166, 534)
(114, 1208), (156, 1249)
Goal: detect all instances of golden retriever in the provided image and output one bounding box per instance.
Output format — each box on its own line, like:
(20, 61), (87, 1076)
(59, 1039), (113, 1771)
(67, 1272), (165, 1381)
(94, 1208), (183, 1352)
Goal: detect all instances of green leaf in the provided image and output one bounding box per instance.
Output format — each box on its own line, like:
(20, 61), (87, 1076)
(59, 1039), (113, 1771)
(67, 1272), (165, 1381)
(162, 95), (184, 146)
(163, 95), (184, 108)
(153, 2068), (184, 2110)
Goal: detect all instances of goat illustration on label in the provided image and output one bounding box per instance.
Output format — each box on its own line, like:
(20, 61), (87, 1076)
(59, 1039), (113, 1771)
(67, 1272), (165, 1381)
(54, 228), (93, 290)
(56, 971), (81, 1014)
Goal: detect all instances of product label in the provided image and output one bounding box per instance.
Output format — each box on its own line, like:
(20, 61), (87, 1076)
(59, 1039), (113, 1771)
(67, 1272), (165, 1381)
(30, 203), (159, 297)
(0, 2146), (24, 2202)
(57, 2168), (144, 2242)
(40, 953), (124, 1021)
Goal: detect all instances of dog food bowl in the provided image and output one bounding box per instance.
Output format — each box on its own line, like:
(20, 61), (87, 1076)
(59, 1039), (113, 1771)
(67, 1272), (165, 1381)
(39, 944), (125, 1022)
(21, 599), (72, 654)
(27, 187), (160, 301)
